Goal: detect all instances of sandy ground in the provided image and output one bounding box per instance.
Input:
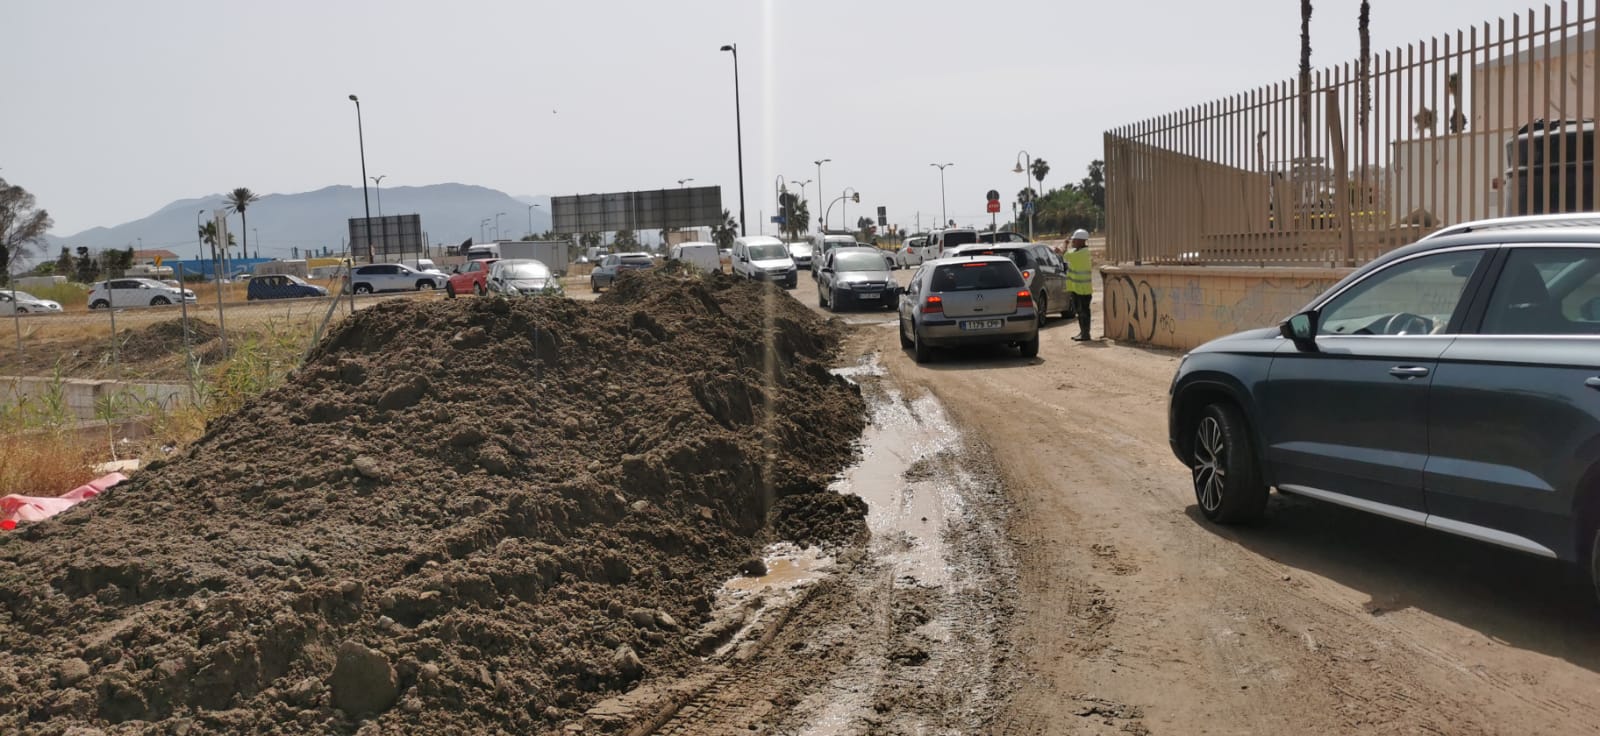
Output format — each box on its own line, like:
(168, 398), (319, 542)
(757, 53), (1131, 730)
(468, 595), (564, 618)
(609, 267), (1600, 735)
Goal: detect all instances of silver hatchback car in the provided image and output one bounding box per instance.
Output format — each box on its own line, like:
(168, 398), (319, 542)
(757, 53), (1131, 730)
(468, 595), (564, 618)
(898, 255), (1040, 363)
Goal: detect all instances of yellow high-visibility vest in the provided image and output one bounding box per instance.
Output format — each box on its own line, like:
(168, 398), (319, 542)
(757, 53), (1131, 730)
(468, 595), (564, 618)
(1065, 247), (1093, 295)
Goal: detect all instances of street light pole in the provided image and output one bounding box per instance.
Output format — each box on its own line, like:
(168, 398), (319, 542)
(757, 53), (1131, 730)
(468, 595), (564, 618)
(931, 163), (954, 228)
(1013, 150), (1034, 240)
(824, 188), (859, 233)
(495, 212), (506, 241)
(371, 175), (386, 217)
(814, 159), (831, 230)
(480, 218), (489, 244)
(348, 95), (375, 262)
(720, 44), (747, 236)
(677, 178), (695, 188)
(527, 203), (541, 238)
(195, 208), (206, 262)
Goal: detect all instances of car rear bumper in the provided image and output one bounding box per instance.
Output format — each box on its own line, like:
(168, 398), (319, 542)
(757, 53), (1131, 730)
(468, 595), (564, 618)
(917, 314), (1037, 346)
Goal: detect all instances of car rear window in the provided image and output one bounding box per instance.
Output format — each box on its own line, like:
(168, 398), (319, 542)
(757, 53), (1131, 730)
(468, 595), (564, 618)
(619, 255), (653, 265)
(942, 231), (978, 249)
(930, 261), (1024, 291)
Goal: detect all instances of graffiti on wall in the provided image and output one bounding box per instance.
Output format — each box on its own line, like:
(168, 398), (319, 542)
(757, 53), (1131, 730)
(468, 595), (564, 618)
(1103, 271), (1337, 347)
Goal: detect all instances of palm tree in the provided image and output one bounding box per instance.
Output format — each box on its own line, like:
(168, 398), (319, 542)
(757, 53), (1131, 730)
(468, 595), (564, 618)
(1030, 159), (1050, 192)
(224, 187), (261, 259)
(1299, 1), (1314, 161)
(1357, 1), (1371, 187)
(712, 210), (739, 249)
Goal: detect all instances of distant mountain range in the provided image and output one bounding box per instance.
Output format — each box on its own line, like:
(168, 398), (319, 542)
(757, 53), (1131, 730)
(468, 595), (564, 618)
(37, 184), (554, 261)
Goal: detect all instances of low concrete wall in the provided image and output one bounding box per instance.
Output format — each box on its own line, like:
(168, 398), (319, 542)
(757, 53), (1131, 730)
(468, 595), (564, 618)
(0, 376), (192, 422)
(1099, 265), (1352, 351)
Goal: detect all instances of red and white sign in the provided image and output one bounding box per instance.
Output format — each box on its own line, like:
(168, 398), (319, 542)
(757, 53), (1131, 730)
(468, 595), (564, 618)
(986, 200), (1001, 214)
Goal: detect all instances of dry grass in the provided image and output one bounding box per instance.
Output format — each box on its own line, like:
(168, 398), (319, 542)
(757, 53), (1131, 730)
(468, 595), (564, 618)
(0, 431), (102, 499)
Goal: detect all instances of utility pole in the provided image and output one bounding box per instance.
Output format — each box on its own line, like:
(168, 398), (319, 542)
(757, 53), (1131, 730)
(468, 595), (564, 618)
(349, 95), (375, 262)
(720, 44), (747, 235)
(931, 163), (954, 229)
(814, 158), (831, 230)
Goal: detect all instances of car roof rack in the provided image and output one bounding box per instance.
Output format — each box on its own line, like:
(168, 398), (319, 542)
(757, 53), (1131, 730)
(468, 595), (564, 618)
(1421, 212), (1600, 241)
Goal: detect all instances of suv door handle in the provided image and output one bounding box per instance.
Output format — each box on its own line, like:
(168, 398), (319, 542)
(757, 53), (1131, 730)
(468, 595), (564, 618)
(1389, 366), (1431, 379)
(1586, 377), (1600, 390)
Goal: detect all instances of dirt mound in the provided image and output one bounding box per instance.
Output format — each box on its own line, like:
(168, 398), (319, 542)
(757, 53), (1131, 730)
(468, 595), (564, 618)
(116, 318), (221, 363)
(0, 272), (866, 734)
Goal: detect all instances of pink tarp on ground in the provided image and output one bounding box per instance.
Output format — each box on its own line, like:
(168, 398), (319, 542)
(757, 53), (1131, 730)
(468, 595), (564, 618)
(0, 473), (126, 530)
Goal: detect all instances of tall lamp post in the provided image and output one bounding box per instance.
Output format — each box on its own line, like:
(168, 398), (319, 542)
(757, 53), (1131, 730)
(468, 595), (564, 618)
(480, 218), (490, 244)
(494, 212), (506, 241)
(719, 44), (747, 235)
(371, 175), (386, 217)
(930, 163), (954, 228)
(195, 208), (207, 262)
(677, 178), (695, 188)
(824, 188), (859, 233)
(526, 203), (541, 238)
(1012, 151), (1034, 240)
(348, 95), (375, 262)
(814, 158), (831, 230)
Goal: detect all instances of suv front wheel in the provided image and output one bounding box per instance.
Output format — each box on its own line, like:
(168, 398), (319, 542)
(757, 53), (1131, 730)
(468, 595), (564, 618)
(1191, 402), (1267, 524)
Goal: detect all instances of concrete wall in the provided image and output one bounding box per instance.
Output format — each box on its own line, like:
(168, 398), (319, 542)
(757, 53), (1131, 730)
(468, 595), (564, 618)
(1100, 265), (1352, 351)
(0, 376), (192, 422)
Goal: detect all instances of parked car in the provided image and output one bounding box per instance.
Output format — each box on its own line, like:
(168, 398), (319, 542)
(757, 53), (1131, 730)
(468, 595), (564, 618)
(87, 278), (197, 309)
(896, 236), (933, 268)
(487, 259), (563, 297)
(808, 234), (857, 279)
(0, 290), (63, 315)
(590, 252), (655, 292)
(1167, 213), (1600, 596)
(787, 241), (815, 270)
(670, 242), (722, 272)
(947, 242), (1073, 326)
(731, 236), (799, 288)
(247, 274), (328, 301)
(817, 247), (897, 311)
(897, 256), (1039, 363)
(346, 263), (446, 294)
(929, 227), (981, 259)
(447, 258), (499, 298)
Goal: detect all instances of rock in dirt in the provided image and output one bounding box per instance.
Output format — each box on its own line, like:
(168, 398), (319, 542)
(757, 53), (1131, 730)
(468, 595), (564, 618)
(0, 271), (867, 735)
(739, 558), (769, 577)
(54, 658), (90, 687)
(330, 641), (399, 716)
(613, 645), (644, 681)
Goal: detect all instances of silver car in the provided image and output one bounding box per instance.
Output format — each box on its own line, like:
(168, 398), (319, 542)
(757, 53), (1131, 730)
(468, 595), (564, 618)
(348, 263), (446, 294)
(0, 290), (63, 315)
(898, 255), (1039, 363)
(487, 259), (563, 297)
(817, 247), (896, 311)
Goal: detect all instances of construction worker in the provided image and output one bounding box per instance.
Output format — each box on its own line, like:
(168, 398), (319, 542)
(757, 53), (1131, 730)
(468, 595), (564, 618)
(1065, 229), (1094, 341)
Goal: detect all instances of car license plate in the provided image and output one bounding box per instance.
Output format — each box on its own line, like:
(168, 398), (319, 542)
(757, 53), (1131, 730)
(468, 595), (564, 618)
(858, 292), (880, 300)
(961, 319), (1003, 331)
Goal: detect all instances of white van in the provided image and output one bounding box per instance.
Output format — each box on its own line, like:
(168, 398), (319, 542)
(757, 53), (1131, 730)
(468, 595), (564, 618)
(730, 235), (798, 288)
(808, 234), (857, 279)
(465, 243), (501, 261)
(669, 241), (722, 272)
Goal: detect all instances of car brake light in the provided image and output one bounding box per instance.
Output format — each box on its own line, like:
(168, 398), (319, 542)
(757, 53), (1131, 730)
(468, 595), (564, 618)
(1021, 269), (1033, 281)
(923, 295), (943, 314)
(1017, 290), (1034, 308)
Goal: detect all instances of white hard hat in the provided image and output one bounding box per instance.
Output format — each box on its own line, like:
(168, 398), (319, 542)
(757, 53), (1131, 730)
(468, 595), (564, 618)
(1072, 229), (1090, 240)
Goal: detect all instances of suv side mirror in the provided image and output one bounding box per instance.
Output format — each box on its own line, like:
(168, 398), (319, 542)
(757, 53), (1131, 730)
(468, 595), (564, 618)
(1280, 311), (1319, 350)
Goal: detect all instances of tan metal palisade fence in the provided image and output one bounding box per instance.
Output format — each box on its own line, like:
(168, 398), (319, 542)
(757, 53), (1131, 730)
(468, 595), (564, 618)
(1106, 2), (1600, 266)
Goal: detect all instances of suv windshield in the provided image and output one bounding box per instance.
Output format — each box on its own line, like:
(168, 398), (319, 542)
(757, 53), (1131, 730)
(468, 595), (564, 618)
(833, 252), (888, 272)
(748, 244), (789, 260)
(930, 261), (1024, 291)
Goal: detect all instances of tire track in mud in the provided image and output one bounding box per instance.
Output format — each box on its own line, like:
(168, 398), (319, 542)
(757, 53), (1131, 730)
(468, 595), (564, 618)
(614, 356), (1021, 735)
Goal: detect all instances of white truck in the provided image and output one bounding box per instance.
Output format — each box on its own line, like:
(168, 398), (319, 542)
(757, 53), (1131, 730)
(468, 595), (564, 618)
(252, 259), (310, 279)
(498, 240), (573, 276)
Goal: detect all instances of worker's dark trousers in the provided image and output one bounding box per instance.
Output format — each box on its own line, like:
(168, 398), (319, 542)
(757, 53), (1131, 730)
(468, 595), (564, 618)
(1072, 293), (1092, 337)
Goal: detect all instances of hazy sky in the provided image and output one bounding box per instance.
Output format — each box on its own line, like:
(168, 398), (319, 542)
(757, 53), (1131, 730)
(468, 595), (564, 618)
(3, 0), (1532, 236)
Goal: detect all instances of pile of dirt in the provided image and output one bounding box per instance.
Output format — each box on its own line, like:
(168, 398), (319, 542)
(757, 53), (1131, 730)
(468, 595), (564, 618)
(116, 318), (221, 363)
(0, 271), (867, 734)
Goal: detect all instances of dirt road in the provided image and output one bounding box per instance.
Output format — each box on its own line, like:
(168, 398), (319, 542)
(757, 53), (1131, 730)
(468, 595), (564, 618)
(615, 270), (1600, 735)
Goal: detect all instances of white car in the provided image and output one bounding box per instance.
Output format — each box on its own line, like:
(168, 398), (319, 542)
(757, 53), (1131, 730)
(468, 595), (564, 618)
(0, 290), (64, 315)
(88, 278), (197, 309)
(731, 235), (798, 288)
(347, 263), (447, 294)
(895, 235), (934, 268)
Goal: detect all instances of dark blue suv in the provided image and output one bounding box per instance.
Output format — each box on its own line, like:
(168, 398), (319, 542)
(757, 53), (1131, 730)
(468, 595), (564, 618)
(1169, 214), (1600, 595)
